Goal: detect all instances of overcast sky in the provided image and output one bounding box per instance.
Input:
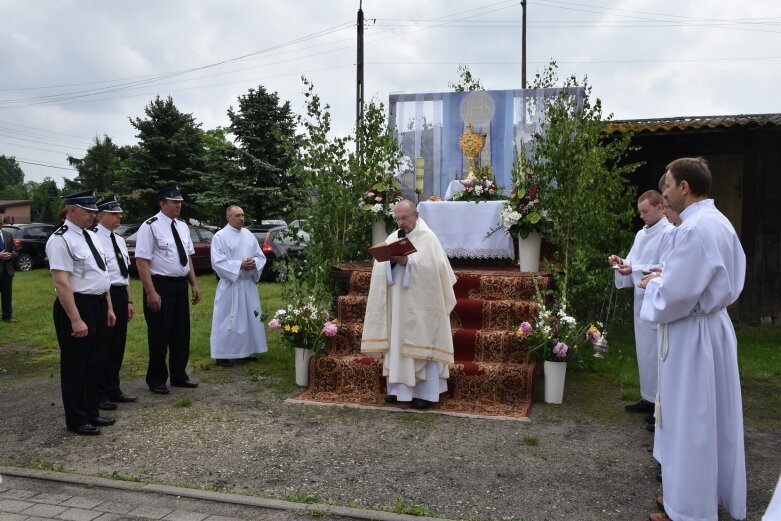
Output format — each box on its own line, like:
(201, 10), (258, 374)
(1, 0), (780, 186)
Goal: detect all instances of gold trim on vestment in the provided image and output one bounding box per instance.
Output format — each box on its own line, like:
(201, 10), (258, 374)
(403, 342), (454, 356)
(361, 338), (388, 343)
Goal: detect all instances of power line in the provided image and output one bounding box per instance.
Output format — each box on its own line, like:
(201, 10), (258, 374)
(15, 158), (76, 171)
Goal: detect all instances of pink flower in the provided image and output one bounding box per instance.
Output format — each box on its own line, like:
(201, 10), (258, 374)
(322, 321), (338, 337)
(517, 321), (533, 336)
(375, 196), (383, 202)
(268, 318), (282, 330)
(553, 341), (569, 358)
(488, 188), (495, 194)
(467, 186), (474, 192)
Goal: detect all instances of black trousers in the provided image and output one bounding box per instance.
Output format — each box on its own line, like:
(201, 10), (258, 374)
(53, 293), (106, 429)
(0, 270), (12, 320)
(98, 285), (129, 401)
(144, 276), (190, 387)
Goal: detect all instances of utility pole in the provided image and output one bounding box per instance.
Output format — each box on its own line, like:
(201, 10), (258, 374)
(521, 0), (527, 89)
(356, 1), (365, 132)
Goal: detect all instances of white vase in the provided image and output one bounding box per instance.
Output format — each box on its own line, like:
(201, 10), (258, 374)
(371, 219), (387, 245)
(543, 360), (567, 404)
(294, 347), (314, 387)
(518, 231), (541, 273)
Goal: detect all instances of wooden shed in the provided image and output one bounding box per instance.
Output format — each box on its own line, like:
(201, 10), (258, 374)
(607, 114), (781, 324)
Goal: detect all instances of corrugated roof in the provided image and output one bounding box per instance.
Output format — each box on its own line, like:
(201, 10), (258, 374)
(605, 114), (781, 134)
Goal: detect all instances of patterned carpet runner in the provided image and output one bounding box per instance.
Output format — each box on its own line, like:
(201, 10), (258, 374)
(293, 263), (551, 419)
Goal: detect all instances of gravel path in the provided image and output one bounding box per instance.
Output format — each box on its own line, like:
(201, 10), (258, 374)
(0, 363), (778, 520)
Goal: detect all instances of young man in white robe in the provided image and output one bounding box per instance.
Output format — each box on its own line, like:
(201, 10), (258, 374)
(609, 191), (672, 424)
(209, 205), (268, 366)
(361, 199), (457, 410)
(639, 157), (746, 521)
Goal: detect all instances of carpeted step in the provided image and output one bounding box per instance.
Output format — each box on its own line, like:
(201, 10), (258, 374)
(295, 265), (549, 420)
(339, 296), (538, 333)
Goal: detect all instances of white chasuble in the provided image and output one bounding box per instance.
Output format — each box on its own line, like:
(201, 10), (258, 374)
(640, 200), (746, 521)
(361, 218), (456, 400)
(210, 225), (268, 359)
(615, 217), (672, 401)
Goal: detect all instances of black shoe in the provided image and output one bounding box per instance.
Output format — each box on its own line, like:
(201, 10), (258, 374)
(109, 393), (137, 403)
(646, 423), (655, 432)
(69, 424), (100, 435)
(645, 414), (655, 425)
(239, 355), (257, 362)
(384, 394), (398, 403)
(411, 398), (434, 410)
(90, 416), (116, 427)
(625, 399), (654, 413)
(215, 359), (234, 367)
(149, 385), (170, 394)
(171, 380), (198, 388)
(98, 401), (117, 411)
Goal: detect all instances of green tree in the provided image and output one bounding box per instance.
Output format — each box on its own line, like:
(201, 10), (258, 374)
(30, 178), (61, 223)
(282, 80), (407, 305)
(194, 127), (244, 225)
(527, 62), (639, 317)
(227, 86), (298, 221)
(0, 155), (26, 199)
(115, 96), (205, 221)
(448, 64), (485, 92)
(66, 135), (121, 193)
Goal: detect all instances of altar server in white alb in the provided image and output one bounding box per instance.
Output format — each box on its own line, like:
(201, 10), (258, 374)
(210, 205), (268, 366)
(361, 199), (457, 410)
(639, 157), (746, 521)
(608, 190), (672, 421)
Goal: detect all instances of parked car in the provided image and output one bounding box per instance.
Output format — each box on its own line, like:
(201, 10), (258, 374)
(10, 223), (56, 271)
(252, 222), (310, 281)
(114, 223), (140, 238)
(125, 225), (215, 273)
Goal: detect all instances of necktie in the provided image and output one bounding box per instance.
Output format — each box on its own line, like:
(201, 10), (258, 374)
(0, 232), (4, 251)
(171, 221), (188, 266)
(82, 230), (106, 271)
(110, 232), (129, 278)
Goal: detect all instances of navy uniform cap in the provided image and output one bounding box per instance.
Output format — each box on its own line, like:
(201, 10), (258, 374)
(157, 186), (184, 201)
(63, 189), (98, 211)
(97, 195), (123, 213)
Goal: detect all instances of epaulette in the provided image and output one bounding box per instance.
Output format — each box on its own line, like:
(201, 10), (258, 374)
(145, 216), (158, 225)
(54, 224), (68, 236)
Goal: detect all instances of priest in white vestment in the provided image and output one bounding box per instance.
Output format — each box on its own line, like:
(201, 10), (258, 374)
(210, 206), (268, 366)
(361, 200), (457, 410)
(609, 190), (672, 416)
(639, 158), (746, 521)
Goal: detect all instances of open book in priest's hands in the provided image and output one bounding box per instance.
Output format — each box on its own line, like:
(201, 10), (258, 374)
(368, 237), (417, 262)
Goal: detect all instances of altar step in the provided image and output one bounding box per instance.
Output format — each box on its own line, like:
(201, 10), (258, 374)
(294, 264), (551, 419)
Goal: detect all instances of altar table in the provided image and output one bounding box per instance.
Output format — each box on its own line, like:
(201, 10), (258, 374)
(417, 200), (514, 259)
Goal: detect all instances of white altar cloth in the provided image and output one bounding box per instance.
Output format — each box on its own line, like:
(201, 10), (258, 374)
(417, 201), (514, 259)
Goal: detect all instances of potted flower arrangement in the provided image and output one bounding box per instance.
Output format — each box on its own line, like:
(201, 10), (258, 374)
(499, 168), (546, 272)
(500, 170), (543, 239)
(516, 289), (602, 403)
(449, 169), (503, 202)
(267, 296), (339, 386)
(359, 171), (403, 244)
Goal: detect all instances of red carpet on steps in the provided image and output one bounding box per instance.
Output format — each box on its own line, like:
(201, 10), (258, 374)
(292, 263), (552, 419)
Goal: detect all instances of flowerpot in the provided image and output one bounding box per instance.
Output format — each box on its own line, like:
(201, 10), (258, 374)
(543, 360), (567, 404)
(372, 219), (387, 246)
(294, 347), (314, 387)
(518, 231), (541, 273)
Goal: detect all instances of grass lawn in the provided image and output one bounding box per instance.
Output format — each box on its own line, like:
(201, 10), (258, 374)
(1, 268), (779, 427)
(0, 269), (294, 394)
